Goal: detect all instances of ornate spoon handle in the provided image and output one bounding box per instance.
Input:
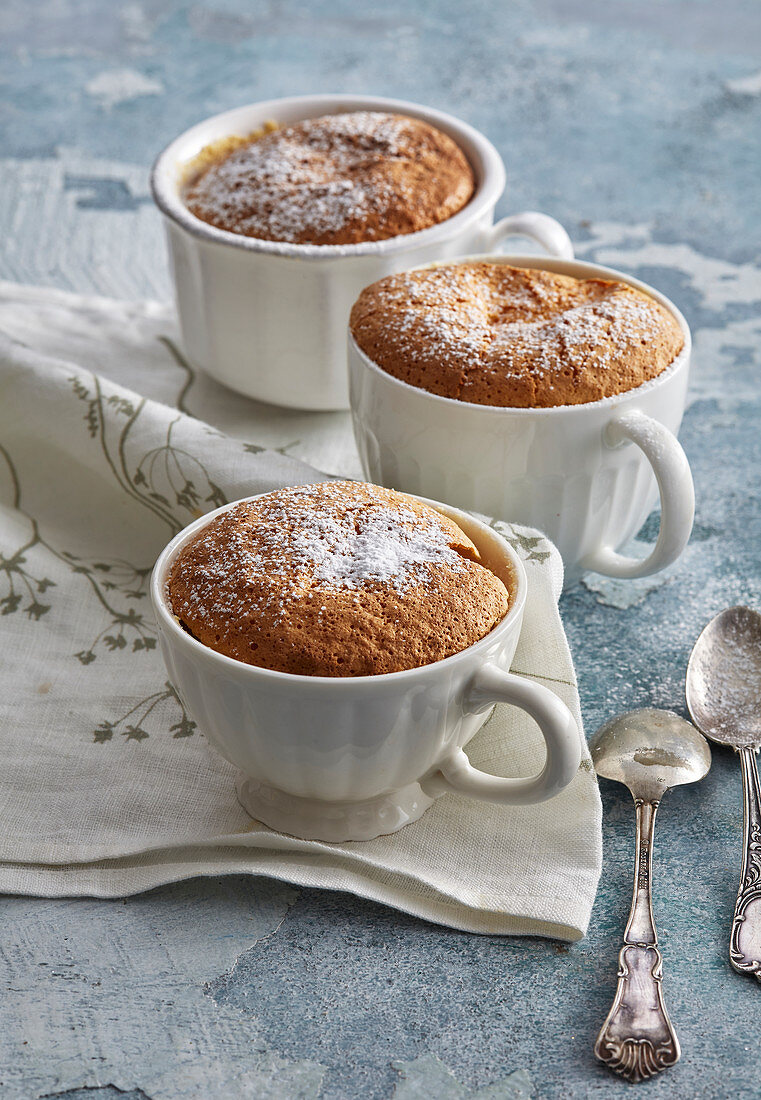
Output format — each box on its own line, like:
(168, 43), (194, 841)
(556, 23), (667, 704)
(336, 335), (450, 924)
(730, 746), (761, 977)
(594, 799), (680, 1083)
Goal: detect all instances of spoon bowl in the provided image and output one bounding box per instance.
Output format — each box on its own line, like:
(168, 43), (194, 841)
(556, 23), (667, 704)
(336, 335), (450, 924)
(591, 707), (711, 802)
(686, 605), (761, 750)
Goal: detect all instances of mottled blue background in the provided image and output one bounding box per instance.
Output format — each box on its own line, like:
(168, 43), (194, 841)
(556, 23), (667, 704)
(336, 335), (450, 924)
(1, 1), (760, 1097)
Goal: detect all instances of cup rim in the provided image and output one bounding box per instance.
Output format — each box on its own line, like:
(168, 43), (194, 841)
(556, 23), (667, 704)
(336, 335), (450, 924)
(150, 488), (528, 686)
(150, 93), (506, 261)
(348, 253), (692, 415)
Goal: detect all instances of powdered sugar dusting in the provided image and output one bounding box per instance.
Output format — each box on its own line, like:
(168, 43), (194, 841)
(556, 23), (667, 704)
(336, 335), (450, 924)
(169, 483), (472, 628)
(378, 265), (672, 376)
(182, 111), (474, 245)
(486, 292), (669, 376)
(292, 504), (465, 588)
(352, 263), (684, 406)
(166, 482), (512, 676)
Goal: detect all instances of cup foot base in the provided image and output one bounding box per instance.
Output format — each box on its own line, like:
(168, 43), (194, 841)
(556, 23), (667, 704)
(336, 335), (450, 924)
(235, 775), (436, 842)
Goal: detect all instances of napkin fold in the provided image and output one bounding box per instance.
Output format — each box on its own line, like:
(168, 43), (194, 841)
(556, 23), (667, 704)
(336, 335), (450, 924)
(0, 283), (602, 939)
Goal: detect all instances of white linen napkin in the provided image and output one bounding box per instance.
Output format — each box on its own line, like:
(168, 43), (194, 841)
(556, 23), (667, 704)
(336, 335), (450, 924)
(0, 283), (602, 940)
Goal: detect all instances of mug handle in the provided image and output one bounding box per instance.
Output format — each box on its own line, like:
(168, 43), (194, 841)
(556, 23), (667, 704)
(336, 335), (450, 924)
(481, 211), (575, 260)
(424, 663), (581, 806)
(582, 409), (695, 580)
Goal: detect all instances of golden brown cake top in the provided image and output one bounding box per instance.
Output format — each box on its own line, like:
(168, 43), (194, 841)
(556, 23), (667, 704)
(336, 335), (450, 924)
(350, 262), (685, 407)
(167, 482), (510, 677)
(182, 111), (475, 246)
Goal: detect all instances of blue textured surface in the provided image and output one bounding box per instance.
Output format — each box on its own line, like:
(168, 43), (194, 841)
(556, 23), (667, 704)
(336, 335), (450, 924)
(2, 1), (761, 1097)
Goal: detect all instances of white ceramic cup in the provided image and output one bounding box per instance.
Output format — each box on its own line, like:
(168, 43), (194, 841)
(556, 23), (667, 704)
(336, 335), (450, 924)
(349, 255), (695, 588)
(150, 492), (581, 843)
(151, 94), (573, 411)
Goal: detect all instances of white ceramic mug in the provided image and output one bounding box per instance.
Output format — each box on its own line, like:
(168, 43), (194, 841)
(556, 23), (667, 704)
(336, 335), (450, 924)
(349, 255), (695, 588)
(151, 493), (581, 843)
(151, 94), (573, 411)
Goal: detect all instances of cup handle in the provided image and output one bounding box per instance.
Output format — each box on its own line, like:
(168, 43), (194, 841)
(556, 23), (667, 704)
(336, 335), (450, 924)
(481, 211), (575, 260)
(582, 409), (695, 580)
(424, 663), (581, 806)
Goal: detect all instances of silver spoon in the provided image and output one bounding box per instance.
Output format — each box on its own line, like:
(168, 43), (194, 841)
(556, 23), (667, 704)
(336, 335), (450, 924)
(686, 605), (761, 979)
(590, 708), (712, 1083)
